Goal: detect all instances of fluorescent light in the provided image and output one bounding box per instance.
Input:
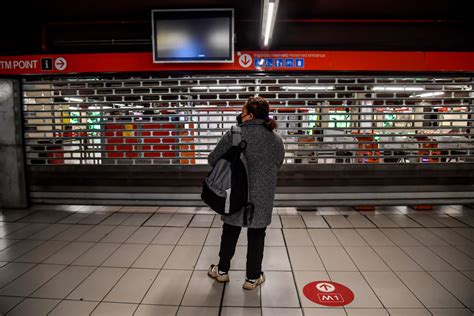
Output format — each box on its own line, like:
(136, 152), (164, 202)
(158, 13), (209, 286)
(192, 86), (245, 90)
(64, 97), (84, 102)
(283, 86), (335, 90)
(373, 86), (424, 92)
(263, 2), (275, 46)
(262, 0), (279, 47)
(413, 92), (445, 98)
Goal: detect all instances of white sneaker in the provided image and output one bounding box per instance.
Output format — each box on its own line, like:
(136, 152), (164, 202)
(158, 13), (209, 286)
(208, 264), (230, 283)
(243, 273), (265, 290)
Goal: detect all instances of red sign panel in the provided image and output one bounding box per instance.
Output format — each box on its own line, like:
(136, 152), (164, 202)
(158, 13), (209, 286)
(303, 281), (355, 307)
(0, 51), (473, 75)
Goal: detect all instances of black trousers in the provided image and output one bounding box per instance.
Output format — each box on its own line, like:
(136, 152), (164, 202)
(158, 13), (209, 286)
(218, 223), (266, 280)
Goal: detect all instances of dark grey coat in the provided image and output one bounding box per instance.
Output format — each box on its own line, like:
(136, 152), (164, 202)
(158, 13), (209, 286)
(208, 119), (285, 228)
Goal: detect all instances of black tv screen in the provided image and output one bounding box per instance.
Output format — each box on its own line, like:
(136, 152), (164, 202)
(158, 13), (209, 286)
(152, 9), (234, 63)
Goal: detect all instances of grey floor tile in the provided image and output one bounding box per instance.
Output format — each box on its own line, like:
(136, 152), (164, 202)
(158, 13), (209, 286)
(263, 247), (291, 271)
(195, 245), (220, 270)
(132, 244), (174, 269)
(266, 229), (285, 246)
(301, 215), (329, 228)
(283, 229), (313, 246)
(281, 216), (306, 228)
(373, 246), (422, 271)
(429, 246), (474, 270)
(356, 229), (395, 246)
(176, 306), (220, 316)
(428, 271), (473, 308)
(287, 246), (325, 271)
(404, 228), (450, 246)
(401, 246), (455, 271)
(119, 206), (158, 213)
(142, 270), (192, 305)
(120, 213), (152, 226)
(221, 307), (262, 316)
(78, 213), (110, 225)
(178, 228), (209, 246)
(0, 262), (35, 288)
(91, 302), (137, 315)
(73, 242), (121, 266)
(386, 309), (431, 316)
(317, 247), (358, 271)
(386, 215), (422, 227)
(303, 308), (345, 316)
(345, 309), (388, 316)
(49, 300), (98, 316)
(0, 239), (44, 262)
(189, 215), (215, 227)
(329, 271), (383, 308)
(100, 226), (138, 243)
(181, 270), (224, 306)
(51, 225), (93, 241)
(429, 309), (474, 316)
(101, 244), (147, 267)
(0, 238), (22, 252)
(143, 213), (173, 226)
(5, 223), (49, 239)
(134, 305), (178, 316)
(323, 216), (353, 228)
(212, 215), (224, 228)
(364, 214), (399, 228)
(15, 240), (68, 263)
(261, 271), (300, 307)
(104, 268), (158, 303)
(428, 228), (473, 246)
(432, 215), (468, 227)
(262, 307), (303, 316)
(76, 225), (116, 242)
(163, 245), (202, 270)
(166, 214), (193, 227)
(44, 242), (94, 265)
(0, 264), (64, 296)
(268, 215), (282, 229)
(205, 228), (222, 246)
(381, 229), (423, 246)
(333, 229), (368, 246)
(100, 213), (130, 226)
(222, 271), (261, 307)
(346, 214), (375, 228)
(307, 229), (341, 246)
(407, 215), (446, 227)
(31, 265), (94, 299)
(133, 304), (178, 316)
(345, 247), (390, 271)
(58, 213), (91, 224)
(396, 271), (463, 308)
(362, 271), (424, 308)
(27, 224), (71, 240)
(125, 227), (161, 244)
(67, 267), (127, 301)
(151, 227), (186, 245)
(450, 228), (474, 241)
(6, 298), (59, 316)
(0, 296), (23, 315)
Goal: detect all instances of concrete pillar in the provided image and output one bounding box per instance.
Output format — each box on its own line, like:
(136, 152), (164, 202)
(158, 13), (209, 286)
(0, 79), (27, 209)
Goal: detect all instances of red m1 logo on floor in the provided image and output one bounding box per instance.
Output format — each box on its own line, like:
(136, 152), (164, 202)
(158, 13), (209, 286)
(303, 281), (354, 306)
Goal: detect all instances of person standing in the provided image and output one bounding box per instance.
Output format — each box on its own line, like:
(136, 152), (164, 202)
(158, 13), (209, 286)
(207, 96), (285, 290)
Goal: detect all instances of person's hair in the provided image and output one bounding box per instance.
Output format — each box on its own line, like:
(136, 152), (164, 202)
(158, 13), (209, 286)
(244, 96), (277, 131)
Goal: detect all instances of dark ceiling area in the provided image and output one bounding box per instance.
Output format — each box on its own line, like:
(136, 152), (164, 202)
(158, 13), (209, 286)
(1, 0), (473, 55)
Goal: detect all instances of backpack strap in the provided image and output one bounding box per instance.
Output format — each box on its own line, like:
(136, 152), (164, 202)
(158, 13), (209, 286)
(231, 125), (242, 147)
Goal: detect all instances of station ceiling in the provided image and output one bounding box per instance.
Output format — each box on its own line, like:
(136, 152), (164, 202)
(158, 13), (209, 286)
(2, 0), (472, 55)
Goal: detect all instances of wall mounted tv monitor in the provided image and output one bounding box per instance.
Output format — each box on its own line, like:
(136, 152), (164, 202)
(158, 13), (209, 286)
(152, 9), (234, 63)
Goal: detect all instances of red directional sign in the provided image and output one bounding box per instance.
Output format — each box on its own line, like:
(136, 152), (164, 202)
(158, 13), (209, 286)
(303, 281), (355, 307)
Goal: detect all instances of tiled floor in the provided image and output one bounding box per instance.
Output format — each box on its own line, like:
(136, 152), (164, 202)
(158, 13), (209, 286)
(0, 204), (473, 316)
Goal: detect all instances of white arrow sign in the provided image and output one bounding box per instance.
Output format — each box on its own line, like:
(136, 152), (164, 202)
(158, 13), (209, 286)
(316, 282), (336, 293)
(239, 54), (252, 68)
(54, 57), (67, 71)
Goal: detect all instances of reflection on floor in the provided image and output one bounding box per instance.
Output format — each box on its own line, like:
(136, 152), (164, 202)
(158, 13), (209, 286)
(0, 205), (473, 316)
